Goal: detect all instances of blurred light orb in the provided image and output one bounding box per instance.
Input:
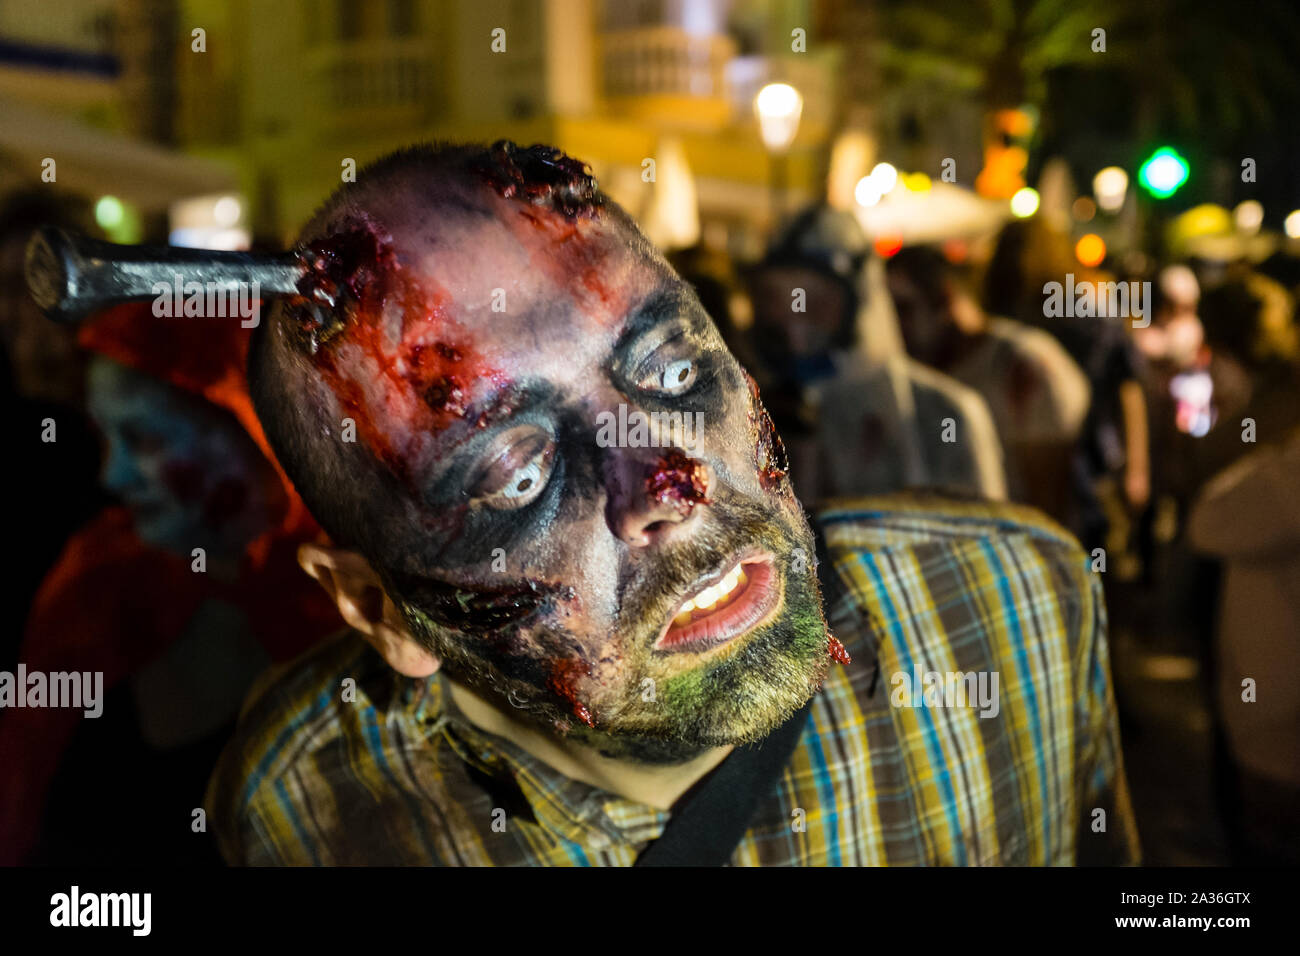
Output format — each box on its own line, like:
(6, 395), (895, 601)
(1009, 187), (1040, 218)
(873, 235), (904, 258)
(1233, 200), (1263, 234)
(1285, 210), (1300, 239)
(1138, 147), (1189, 199)
(1093, 166), (1129, 212)
(869, 162), (898, 194)
(1071, 197), (1097, 222)
(942, 239), (969, 263)
(854, 176), (884, 207)
(754, 82), (803, 152)
(213, 196), (242, 227)
(95, 195), (125, 230)
(1076, 233), (1107, 267)
(902, 172), (931, 193)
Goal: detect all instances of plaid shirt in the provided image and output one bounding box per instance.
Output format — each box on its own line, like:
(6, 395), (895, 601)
(206, 493), (1140, 866)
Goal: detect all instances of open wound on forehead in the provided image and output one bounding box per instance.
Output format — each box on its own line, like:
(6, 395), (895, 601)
(285, 217), (501, 484)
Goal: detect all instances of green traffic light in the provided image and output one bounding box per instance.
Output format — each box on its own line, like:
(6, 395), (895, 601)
(1138, 147), (1189, 199)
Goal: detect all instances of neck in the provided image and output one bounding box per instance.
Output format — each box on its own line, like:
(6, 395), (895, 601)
(446, 678), (734, 811)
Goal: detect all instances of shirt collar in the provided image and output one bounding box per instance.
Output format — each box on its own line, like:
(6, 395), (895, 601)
(402, 668), (670, 850)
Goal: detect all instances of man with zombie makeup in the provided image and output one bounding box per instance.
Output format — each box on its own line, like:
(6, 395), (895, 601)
(205, 142), (1139, 866)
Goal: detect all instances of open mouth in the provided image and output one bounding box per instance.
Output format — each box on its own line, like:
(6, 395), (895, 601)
(653, 552), (781, 654)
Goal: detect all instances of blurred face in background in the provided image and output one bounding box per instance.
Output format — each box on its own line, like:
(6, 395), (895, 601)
(87, 357), (284, 562)
(747, 266), (847, 366)
(885, 262), (949, 363)
(1142, 265), (1204, 367)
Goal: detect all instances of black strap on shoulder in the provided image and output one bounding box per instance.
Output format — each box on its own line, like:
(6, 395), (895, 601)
(634, 531), (844, 866)
(633, 697), (812, 866)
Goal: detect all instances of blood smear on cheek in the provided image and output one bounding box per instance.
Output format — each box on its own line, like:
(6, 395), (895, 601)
(549, 657), (595, 728)
(743, 371), (790, 494)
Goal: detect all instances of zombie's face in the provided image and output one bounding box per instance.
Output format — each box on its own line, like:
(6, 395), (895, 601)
(263, 147), (837, 762)
(88, 357), (282, 560)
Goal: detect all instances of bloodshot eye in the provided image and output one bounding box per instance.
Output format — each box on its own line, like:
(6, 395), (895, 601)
(470, 428), (555, 511)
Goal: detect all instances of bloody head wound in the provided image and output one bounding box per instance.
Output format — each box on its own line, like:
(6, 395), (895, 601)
(472, 140), (604, 221)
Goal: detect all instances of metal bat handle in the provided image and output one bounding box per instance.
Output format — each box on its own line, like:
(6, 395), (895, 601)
(24, 226), (305, 324)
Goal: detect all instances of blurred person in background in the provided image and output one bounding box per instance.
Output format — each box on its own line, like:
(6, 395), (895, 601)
(1187, 427), (1300, 865)
(1134, 267), (1252, 583)
(0, 302), (340, 865)
(1, 195), (108, 668)
(887, 243), (1089, 525)
(744, 205), (1005, 505)
(1199, 261), (1300, 440)
(985, 217), (1149, 554)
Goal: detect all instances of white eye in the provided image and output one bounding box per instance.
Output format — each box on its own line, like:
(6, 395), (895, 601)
(502, 459), (543, 500)
(473, 431), (554, 510)
(657, 358), (696, 394)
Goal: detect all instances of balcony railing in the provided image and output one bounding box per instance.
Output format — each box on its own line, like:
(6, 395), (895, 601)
(601, 27), (735, 101)
(303, 38), (436, 126)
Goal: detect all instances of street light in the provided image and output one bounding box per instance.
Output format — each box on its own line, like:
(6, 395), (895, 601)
(754, 82), (803, 223)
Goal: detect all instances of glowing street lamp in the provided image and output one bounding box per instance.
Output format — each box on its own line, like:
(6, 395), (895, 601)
(754, 82), (803, 223)
(754, 82), (803, 152)
(1138, 147), (1190, 199)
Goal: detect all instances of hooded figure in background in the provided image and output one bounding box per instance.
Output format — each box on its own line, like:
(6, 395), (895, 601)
(744, 204), (1006, 504)
(0, 301), (341, 865)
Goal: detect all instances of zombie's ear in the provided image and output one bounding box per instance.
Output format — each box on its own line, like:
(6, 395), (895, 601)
(297, 542), (440, 678)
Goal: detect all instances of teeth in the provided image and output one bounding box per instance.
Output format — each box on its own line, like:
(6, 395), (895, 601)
(719, 566), (742, 595)
(670, 562), (752, 629)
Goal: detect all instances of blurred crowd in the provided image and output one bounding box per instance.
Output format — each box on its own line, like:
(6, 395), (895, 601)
(674, 200), (1300, 867)
(4, 173), (1300, 866)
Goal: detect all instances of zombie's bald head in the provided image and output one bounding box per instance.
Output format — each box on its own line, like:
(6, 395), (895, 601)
(250, 141), (833, 762)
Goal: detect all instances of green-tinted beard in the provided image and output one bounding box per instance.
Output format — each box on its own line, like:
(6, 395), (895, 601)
(401, 571), (829, 765)
(393, 492), (830, 765)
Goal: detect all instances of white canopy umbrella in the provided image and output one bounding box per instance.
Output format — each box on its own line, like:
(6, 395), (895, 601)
(853, 179), (1010, 243)
(0, 97), (236, 211)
